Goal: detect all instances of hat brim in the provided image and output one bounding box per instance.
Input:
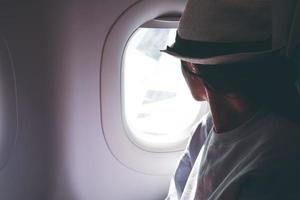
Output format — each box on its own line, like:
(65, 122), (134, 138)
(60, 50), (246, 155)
(161, 46), (285, 65)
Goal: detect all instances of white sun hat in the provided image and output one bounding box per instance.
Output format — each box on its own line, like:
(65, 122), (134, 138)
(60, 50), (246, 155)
(161, 0), (299, 65)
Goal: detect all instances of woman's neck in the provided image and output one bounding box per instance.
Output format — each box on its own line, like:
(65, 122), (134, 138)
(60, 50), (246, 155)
(207, 92), (259, 133)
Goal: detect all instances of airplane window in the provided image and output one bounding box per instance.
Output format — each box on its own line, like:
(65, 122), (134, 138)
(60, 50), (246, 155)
(123, 28), (209, 149)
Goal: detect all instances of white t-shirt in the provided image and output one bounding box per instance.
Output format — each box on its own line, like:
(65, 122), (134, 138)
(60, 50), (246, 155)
(166, 109), (300, 200)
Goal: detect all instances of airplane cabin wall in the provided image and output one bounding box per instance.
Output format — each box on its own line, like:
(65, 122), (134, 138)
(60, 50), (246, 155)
(0, 0), (180, 200)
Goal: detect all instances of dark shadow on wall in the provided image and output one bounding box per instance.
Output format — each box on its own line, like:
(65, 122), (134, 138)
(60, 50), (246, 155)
(292, 42), (300, 94)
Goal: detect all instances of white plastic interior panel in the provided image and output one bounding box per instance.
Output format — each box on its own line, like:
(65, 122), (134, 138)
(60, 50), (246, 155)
(0, 0), (192, 199)
(101, 0), (187, 175)
(0, 36), (17, 170)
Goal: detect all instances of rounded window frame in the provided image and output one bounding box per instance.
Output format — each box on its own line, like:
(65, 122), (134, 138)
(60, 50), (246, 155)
(100, 0), (191, 175)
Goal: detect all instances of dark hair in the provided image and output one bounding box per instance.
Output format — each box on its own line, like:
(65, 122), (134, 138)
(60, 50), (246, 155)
(196, 56), (300, 124)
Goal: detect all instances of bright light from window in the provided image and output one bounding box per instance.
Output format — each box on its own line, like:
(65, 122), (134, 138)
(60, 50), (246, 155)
(123, 27), (209, 149)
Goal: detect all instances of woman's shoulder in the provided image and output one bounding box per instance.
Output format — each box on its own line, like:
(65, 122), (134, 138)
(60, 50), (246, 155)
(259, 111), (300, 148)
(248, 111), (300, 167)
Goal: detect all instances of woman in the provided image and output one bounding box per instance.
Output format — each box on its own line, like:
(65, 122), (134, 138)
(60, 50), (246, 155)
(163, 0), (300, 199)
